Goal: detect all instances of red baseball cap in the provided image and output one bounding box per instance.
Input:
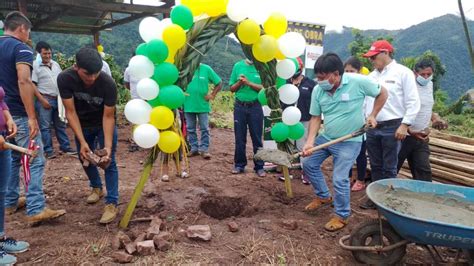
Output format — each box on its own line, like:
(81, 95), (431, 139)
(363, 40), (394, 58)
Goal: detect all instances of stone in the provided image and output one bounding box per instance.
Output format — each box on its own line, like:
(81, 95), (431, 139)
(150, 217), (164, 229)
(112, 251), (133, 263)
(136, 240), (155, 256)
(118, 231), (132, 246)
(227, 221), (239, 232)
(124, 242), (137, 255)
(153, 231), (172, 242)
(155, 238), (171, 251)
(281, 219), (298, 230)
(135, 233), (146, 243)
(146, 225), (161, 240)
(186, 225), (212, 241)
(111, 235), (122, 250)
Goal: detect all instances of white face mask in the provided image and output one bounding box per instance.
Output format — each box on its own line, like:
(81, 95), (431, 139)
(416, 75), (433, 86)
(318, 79), (334, 91)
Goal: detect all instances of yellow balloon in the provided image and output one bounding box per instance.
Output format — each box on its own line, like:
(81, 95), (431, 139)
(150, 106), (174, 130)
(360, 66), (370, 75)
(158, 130), (181, 153)
(166, 48), (176, 63)
(163, 24), (186, 50)
(252, 35), (277, 63)
(182, 0), (204, 16)
(237, 19), (261, 45)
(263, 12), (287, 38)
(97, 44), (104, 53)
(204, 0), (227, 17)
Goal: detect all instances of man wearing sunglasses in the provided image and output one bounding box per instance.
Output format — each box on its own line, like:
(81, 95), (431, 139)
(360, 40), (420, 209)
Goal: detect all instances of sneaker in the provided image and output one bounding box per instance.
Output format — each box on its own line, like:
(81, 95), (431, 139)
(0, 237), (29, 254)
(187, 150), (199, 157)
(26, 207), (66, 224)
(5, 197), (26, 215)
(278, 175), (293, 182)
(201, 152), (211, 160)
(45, 152), (56, 159)
(231, 168), (244, 174)
(100, 204), (118, 224)
(256, 169), (266, 177)
(86, 188), (104, 204)
(0, 250), (16, 265)
(301, 174), (310, 185)
(61, 148), (77, 156)
(324, 216), (348, 232)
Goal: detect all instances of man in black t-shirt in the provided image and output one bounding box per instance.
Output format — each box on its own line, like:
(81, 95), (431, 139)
(57, 48), (119, 224)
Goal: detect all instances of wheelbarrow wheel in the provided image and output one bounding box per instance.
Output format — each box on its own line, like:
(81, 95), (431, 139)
(350, 219), (407, 265)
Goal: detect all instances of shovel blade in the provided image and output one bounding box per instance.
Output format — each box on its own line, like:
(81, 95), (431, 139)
(254, 149), (293, 167)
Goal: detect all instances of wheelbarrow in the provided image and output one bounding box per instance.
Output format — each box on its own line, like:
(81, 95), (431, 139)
(339, 179), (474, 264)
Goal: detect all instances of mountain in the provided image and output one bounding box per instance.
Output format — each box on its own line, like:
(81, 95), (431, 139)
(31, 14), (473, 100)
(324, 14), (474, 101)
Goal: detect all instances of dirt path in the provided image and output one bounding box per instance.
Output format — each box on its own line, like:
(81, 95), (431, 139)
(7, 125), (444, 264)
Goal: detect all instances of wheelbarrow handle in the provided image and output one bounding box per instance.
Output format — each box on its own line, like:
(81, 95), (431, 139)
(294, 126), (369, 159)
(4, 142), (37, 157)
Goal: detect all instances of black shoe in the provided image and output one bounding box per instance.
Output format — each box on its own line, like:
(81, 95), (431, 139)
(62, 148), (78, 155)
(45, 152), (57, 159)
(360, 199), (376, 210)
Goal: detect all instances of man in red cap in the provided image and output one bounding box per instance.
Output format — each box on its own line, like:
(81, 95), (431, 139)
(360, 40), (420, 209)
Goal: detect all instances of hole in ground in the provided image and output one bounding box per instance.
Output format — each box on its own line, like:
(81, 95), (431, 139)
(200, 196), (247, 220)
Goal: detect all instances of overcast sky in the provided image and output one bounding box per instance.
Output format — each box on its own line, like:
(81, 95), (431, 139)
(127, 0), (474, 32)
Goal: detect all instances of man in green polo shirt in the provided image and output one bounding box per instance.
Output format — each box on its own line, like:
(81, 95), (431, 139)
(229, 59), (266, 177)
(302, 53), (388, 231)
(184, 63), (222, 159)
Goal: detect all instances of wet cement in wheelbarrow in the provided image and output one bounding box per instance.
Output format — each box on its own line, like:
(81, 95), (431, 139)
(371, 184), (474, 228)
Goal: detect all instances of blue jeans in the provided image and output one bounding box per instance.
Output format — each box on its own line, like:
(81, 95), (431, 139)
(35, 98), (72, 154)
(75, 126), (119, 205)
(0, 148), (11, 236)
(184, 112), (210, 153)
(366, 124), (401, 182)
(5, 116), (46, 216)
(303, 135), (361, 218)
(233, 102), (264, 171)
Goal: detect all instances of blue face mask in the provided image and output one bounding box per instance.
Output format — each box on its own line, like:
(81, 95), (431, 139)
(318, 79), (334, 91)
(416, 75), (433, 86)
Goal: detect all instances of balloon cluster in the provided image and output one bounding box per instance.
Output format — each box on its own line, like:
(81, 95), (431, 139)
(123, 6), (197, 152)
(0, 20), (4, 36)
(227, 3), (307, 143)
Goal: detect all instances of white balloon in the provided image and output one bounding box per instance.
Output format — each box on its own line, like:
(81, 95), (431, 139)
(128, 55), (154, 80)
(139, 17), (161, 43)
(279, 84), (300, 104)
(247, 0), (273, 24)
(282, 106), (301, 126)
(124, 99), (152, 125)
(276, 59), (297, 79)
(133, 124), (160, 149)
(227, 0), (249, 22)
(137, 78), (160, 100)
(278, 32), (307, 58)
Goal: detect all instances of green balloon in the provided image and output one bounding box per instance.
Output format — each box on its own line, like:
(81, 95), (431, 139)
(158, 85), (185, 109)
(258, 89), (268, 105)
(148, 95), (162, 107)
(135, 43), (148, 56)
(0, 30), (3, 36)
(171, 5), (194, 30)
(153, 62), (179, 86)
(288, 122), (305, 140)
(271, 122), (289, 142)
(146, 39), (169, 64)
(276, 77), (286, 89)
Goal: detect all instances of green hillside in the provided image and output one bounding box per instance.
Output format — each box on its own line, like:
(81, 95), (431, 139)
(31, 14), (473, 99)
(324, 14), (474, 101)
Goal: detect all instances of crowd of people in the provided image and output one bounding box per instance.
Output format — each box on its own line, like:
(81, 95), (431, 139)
(0, 9), (450, 263)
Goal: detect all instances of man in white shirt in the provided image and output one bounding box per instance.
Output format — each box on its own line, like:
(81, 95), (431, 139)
(361, 40), (420, 209)
(33, 41), (76, 159)
(396, 59), (447, 181)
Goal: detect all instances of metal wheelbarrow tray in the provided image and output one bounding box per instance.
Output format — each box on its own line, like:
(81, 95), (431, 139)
(340, 179), (474, 264)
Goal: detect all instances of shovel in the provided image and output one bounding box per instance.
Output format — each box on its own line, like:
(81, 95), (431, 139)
(255, 126), (369, 167)
(4, 142), (39, 158)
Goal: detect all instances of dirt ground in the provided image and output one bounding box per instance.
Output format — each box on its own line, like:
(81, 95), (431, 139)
(6, 124), (461, 264)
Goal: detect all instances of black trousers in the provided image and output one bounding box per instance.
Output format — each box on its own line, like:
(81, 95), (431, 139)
(397, 135), (432, 182)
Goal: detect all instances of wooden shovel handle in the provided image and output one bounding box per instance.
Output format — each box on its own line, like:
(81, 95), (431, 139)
(295, 126), (368, 158)
(4, 142), (36, 157)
